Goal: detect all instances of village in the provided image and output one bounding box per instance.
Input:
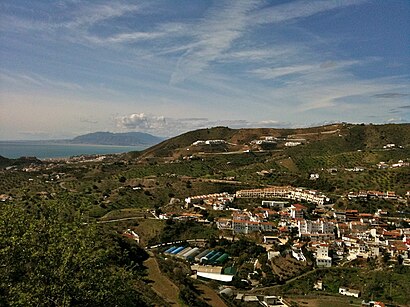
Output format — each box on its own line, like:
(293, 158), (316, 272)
(148, 185), (410, 306)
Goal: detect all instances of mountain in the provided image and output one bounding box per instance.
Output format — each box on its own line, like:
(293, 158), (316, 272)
(70, 132), (164, 146)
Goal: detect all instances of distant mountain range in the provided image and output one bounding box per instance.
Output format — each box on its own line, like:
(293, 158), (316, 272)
(69, 132), (164, 146)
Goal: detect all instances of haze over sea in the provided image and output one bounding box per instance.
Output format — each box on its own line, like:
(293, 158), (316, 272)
(0, 141), (148, 159)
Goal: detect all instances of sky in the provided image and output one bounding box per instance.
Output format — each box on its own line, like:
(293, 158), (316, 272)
(0, 0), (409, 140)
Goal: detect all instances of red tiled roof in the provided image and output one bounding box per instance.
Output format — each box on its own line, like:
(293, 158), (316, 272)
(292, 203), (307, 210)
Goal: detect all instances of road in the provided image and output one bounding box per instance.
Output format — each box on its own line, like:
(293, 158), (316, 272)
(96, 216), (157, 224)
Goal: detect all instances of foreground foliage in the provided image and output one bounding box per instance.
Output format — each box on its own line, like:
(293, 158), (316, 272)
(0, 201), (149, 307)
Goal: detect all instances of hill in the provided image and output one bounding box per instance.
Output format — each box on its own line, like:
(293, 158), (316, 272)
(137, 123), (410, 160)
(0, 155), (42, 169)
(70, 131), (163, 146)
(126, 123), (409, 196)
(0, 155), (11, 168)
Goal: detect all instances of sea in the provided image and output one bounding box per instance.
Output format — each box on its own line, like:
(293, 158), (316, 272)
(0, 141), (148, 160)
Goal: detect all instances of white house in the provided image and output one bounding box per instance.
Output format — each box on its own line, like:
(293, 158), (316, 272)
(339, 287), (360, 298)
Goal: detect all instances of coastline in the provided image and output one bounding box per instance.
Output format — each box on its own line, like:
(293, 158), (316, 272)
(0, 141), (149, 159)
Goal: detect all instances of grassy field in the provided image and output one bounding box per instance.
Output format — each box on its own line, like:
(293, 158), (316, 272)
(98, 208), (150, 220)
(287, 295), (362, 307)
(134, 219), (166, 246)
(196, 283), (228, 307)
(144, 255), (181, 306)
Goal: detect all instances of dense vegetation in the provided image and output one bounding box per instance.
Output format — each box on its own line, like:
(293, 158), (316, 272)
(0, 200), (152, 307)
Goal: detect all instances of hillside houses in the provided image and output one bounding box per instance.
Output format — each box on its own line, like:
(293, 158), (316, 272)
(236, 186), (329, 205)
(216, 210), (276, 234)
(236, 186), (292, 199)
(183, 185), (409, 275)
(297, 219), (335, 239)
(232, 220), (275, 234)
(192, 139), (227, 146)
(289, 203), (307, 219)
(185, 192), (234, 210)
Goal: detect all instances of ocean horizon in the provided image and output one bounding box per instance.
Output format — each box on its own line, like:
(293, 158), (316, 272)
(0, 141), (148, 159)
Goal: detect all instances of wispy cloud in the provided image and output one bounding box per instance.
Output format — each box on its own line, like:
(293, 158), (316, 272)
(86, 31), (166, 44)
(251, 59), (361, 80)
(0, 71), (83, 90)
(169, 0), (367, 84)
(63, 2), (140, 29)
(217, 47), (300, 63)
(252, 64), (316, 79)
(170, 1), (260, 84)
(373, 93), (410, 99)
(251, 0), (367, 25)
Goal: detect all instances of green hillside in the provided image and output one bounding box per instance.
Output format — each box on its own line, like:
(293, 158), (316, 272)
(137, 123), (410, 159)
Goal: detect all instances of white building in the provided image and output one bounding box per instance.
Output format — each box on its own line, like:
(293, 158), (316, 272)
(236, 186), (328, 205)
(339, 287), (360, 298)
(290, 204), (307, 219)
(298, 219), (335, 237)
(232, 220), (275, 234)
(316, 244), (332, 267)
(205, 139), (227, 145)
(285, 141), (301, 147)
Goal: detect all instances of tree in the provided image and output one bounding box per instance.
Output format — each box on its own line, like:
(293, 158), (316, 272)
(397, 254), (404, 266)
(0, 201), (148, 307)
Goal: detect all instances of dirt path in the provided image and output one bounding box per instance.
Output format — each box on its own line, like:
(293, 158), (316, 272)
(144, 256), (180, 306)
(196, 284), (228, 307)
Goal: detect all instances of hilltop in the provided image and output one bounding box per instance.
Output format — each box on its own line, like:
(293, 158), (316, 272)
(70, 131), (164, 146)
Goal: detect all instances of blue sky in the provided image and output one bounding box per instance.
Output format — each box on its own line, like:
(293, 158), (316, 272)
(0, 0), (409, 140)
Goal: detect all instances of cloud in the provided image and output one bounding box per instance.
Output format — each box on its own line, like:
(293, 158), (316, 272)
(252, 65), (316, 79)
(116, 113), (167, 130)
(64, 2), (140, 29)
(170, 1), (260, 84)
(169, 0), (367, 84)
(0, 71), (83, 90)
(79, 117), (98, 124)
(251, 0), (367, 25)
(86, 31), (166, 44)
(251, 60), (361, 81)
(373, 93), (410, 99)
